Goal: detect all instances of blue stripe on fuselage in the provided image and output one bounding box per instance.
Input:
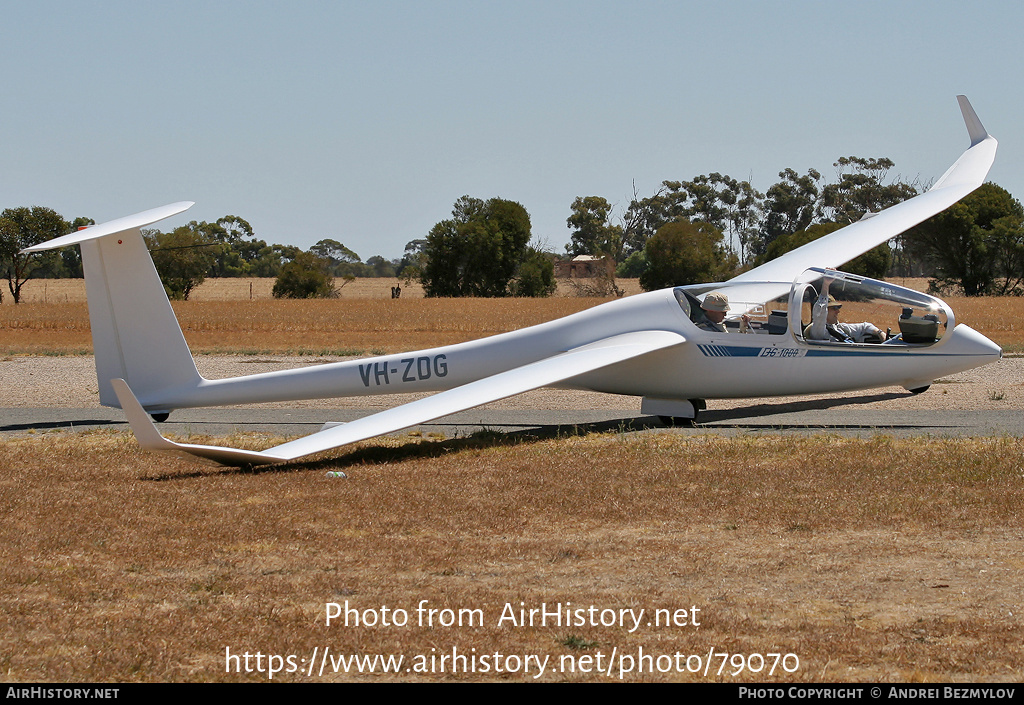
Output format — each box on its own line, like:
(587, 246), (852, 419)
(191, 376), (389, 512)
(696, 344), (978, 359)
(697, 344), (766, 357)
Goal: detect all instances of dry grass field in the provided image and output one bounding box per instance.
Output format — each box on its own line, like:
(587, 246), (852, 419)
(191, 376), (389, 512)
(2, 277), (1023, 683)
(1, 276), (646, 304)
(2, 432), (1022, 682)
(0, 278), (644, 355)
(3, 277), (1024, 354)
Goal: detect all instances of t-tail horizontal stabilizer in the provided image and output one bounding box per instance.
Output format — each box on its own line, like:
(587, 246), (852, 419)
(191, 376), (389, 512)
(21, 202), (195, 253)
(112, 330), (686, 466)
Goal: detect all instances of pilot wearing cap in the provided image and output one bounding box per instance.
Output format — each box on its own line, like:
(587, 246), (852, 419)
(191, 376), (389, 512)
(805, 279), (886, 343)
(697, 291), (750, 333)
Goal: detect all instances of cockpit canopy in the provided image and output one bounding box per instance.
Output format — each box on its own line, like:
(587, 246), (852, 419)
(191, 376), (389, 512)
(674, 268), (953, 346)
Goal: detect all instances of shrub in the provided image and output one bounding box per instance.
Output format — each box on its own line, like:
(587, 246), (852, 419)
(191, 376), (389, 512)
(272, 252), (339, 299)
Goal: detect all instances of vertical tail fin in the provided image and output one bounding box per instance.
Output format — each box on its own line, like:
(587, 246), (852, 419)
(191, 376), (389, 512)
(23, 202), (202, 408)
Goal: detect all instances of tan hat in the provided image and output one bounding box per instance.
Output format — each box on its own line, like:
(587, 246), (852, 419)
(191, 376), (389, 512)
(701, 291), (729, 312)
(827, 295), (842, 308)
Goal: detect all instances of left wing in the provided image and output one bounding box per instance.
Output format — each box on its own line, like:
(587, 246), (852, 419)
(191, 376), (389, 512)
(113, 330), (687, 466)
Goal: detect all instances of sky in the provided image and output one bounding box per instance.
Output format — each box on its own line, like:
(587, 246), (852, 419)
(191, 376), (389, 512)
(2, 0), (1021, 260)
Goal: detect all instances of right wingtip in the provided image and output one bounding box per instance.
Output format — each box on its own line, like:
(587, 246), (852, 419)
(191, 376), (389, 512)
(957, 95), (990, 146)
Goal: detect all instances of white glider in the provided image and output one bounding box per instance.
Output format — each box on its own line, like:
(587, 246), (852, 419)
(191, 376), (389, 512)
(25, 96), (1001, 465)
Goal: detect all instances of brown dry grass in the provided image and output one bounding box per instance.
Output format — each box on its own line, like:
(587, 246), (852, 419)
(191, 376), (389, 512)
(2, 276), (647, 304)
(4, 276), (1024, 683)
(2, 431), (1022, 682)
(0, 278), (644, 355)
(2, 278), (1024, 355)
(0, 298), (607, 355)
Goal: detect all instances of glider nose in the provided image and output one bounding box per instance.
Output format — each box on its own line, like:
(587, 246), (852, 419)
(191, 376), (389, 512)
(950, 324), (1002, 362)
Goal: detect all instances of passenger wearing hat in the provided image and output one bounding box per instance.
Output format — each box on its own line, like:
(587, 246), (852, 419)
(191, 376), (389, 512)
(805, 278), (886, 343)
(697, 291), (750, 333)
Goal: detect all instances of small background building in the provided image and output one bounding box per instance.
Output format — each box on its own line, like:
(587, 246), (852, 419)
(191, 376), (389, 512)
(554, 255), (615, 279)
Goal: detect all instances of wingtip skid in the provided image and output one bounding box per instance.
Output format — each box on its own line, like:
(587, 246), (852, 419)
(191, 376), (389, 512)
(110, 378), (181, 453)
(111, 378), (285, 466)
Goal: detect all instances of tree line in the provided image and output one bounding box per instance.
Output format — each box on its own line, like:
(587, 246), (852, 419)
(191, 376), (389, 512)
(0, 209), (417, 302)
(565, 157), (1024, 297)
(572, 157), (919, 288)
(2, 154), (1022, 302)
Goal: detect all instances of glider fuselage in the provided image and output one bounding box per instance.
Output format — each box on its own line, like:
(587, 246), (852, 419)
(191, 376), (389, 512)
(140, 286), (1000, 412)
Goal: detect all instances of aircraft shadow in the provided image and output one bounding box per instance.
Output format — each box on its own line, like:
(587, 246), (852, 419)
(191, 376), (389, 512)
(697, 390), (915, 425)
(142, 416), (668, 481)
(1, 418), (122, 432)
(144, 391), (932, 480)
(13, 391), (934, 480)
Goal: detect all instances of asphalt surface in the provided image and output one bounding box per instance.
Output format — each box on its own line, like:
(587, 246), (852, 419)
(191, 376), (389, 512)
(5, 394), (1023, 442)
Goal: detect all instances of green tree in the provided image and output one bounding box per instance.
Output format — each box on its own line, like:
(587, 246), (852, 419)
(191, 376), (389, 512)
(272, 251), (339, 299)
(622, 183), (689, 255)
(0, 206), (69, 303)
(755, 168), (822, 257)
(188, 215), (257, 277)
(365, 255), (396, 278)
(216, 215), (254, 243)
(566, 196), (624, 260)
(620, 156), (911, 268)
(670, 174), (765, 264)
(718, 177), (763, 265)
(144, 226), (217, 300)
(622, 175), (762, 263)
(396, 239), (427, 281)
(658, 175), (766, 265)
(904, 182), (1024, 296)
(510, 247), (556, 297)
(818, 157), (919, 224)
(310, 238), (364, 276)
(616, 250), (649, 278)
(669, 176), (728, 230)
(421, 196), (532, 297)
(639, 221), (738, 291)
(235, 240), (298, 278)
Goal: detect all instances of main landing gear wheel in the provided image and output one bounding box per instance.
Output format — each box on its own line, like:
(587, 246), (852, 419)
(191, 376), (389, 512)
(658, 399), (706, 427)
(150, 412), (171, 422)
(642, 397), (706, 426)
(908, 385), (931, 395)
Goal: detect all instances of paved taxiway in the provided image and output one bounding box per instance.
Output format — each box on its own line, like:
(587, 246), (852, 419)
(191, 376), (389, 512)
(5, 393), (1024, 441)
(4, 355), (1023, 444)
